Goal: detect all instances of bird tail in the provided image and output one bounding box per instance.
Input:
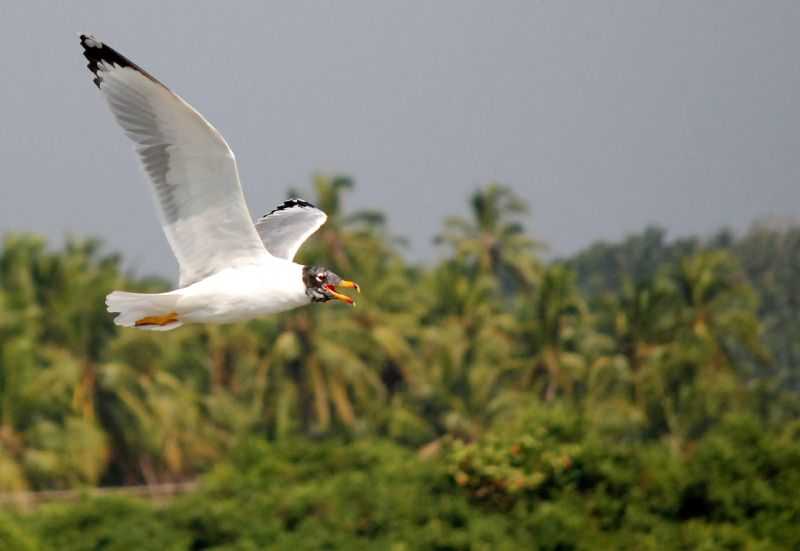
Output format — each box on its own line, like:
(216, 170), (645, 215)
(106, 290), (184, 331)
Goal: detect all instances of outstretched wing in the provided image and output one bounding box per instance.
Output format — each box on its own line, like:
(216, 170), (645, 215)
(80, 34), (269, 287)
(255, 199), (327, 260)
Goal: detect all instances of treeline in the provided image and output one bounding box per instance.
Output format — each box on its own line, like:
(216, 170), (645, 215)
(3, 410), (799, 549)
(567, 222), (800, 388)
(0, 177), (798, 549)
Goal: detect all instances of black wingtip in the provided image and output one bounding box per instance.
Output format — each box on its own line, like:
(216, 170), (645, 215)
(264, 199), (317, 218)
(79, 34), (158, 89)
(79, 34), (104, 87)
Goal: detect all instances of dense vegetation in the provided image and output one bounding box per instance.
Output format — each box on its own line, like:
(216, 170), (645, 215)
(0, 177), (798, 549)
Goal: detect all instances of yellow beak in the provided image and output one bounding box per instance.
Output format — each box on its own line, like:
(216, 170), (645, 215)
(324, 280), (360, 305)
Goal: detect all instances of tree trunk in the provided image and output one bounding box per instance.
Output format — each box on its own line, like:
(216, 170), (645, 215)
(544, 346), (560, 402)
(73, 360), (96, 420)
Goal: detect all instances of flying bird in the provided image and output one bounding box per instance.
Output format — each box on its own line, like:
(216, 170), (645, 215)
(79, 35), (359, 331)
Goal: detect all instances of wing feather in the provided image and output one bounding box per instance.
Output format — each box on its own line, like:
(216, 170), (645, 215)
(255, 199), (327, 260)
(80, 34), (269, 286)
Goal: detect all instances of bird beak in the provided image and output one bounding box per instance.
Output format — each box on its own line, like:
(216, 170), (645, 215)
(324, 280), (360, 306)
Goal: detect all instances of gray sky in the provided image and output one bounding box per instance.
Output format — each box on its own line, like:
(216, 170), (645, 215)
(1, 2), (799, 279)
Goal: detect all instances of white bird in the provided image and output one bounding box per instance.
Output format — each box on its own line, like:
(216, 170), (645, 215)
(79, 35), (359, 331)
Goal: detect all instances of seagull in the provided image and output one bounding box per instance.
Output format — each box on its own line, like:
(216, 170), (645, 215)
(79, 35), (359, 331)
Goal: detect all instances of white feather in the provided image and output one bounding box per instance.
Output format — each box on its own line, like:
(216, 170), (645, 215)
(106, 290), (183, 331)
(83, 35), (270, 287)
(255, 200), (328, 260)
(106, 259), (308, 330)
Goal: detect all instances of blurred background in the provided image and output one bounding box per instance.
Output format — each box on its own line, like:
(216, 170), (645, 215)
(0, 2), (799, 549)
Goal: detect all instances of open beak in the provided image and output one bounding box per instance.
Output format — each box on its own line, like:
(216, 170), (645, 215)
(324, 280), (360, 306)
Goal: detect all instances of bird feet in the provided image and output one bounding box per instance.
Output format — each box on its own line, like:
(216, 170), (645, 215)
(135, 312), (179, 327)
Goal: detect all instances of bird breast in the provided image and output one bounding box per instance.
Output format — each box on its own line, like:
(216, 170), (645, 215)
(175, 260), (309, 323)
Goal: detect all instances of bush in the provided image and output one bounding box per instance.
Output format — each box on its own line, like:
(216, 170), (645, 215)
(11, 415), (800, 550)
(0, 512), (40, 551)
(29, 496), (190, 551)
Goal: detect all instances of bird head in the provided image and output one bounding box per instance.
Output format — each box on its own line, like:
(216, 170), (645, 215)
(302, 266), (360, 305)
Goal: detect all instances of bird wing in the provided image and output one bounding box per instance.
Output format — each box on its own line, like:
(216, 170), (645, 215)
(80, 35), (269, 287)
(255, 199), (328, 260)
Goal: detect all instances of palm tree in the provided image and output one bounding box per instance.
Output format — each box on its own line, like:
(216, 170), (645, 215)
(733, 224), (800, 386)
(673, 250), (768, 370)
(0, 235), (118, 489)
(517, 265), (586, 402)
(96, 325), (230, 485)
(636, 251), (770, 450)
(608, 275), (679, 404)
(410, 185), (544, 439)
(435, 183), (541, 291)
(247, 175), (410, 435)
(38, 239), (125, 421)
(413, 259), (519, 439)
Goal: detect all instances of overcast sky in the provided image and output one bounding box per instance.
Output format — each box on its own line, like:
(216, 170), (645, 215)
(1, 2), (799, 279)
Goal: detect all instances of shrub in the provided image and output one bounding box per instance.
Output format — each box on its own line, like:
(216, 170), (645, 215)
(30, 496), (190, 551)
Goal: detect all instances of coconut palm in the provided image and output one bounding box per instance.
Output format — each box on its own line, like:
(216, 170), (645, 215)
(673, 250), (768, 370)
(246, 175), (409, 435)
(608, 275), (680, 403)
(517, 265), (586, 402)
(0, 236), (117, 488)
(630, 251), (769, 449)
(435, 183), (541, 290)
(413, 260), (519, 439)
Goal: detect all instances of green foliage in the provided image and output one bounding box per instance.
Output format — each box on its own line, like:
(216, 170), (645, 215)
(0, 511), (40, 551)
(10, 406), (797, 549)
(168, 439), (468, 550)
(0, 178), (797, 549)
(30, 497), (189, 551)
(447, 406), (582, 508)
